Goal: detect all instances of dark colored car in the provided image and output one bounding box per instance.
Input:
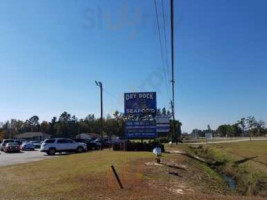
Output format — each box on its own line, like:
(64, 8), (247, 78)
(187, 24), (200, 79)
(4, 142), (20, 153)
(93, 138), (111, 148)
(74, 139), (101, 150)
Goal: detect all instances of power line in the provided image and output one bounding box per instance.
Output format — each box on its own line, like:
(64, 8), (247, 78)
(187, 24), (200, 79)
(103, 88), (117, 100)
(153, 0), (171, 102)
(102, 88), (124, 109)
(161, 0), (171, 86)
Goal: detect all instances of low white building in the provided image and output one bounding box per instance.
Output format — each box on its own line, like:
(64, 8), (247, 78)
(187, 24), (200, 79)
(15, 132), (51, 141)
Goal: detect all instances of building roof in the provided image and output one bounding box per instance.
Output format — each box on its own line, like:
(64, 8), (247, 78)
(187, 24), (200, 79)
(76, 133), (100, 139)
(15, 132), (51, 139)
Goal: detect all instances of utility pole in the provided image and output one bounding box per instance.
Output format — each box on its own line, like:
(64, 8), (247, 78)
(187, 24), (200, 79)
(95, 81), (103, 149)
(170, 0), (178, 142)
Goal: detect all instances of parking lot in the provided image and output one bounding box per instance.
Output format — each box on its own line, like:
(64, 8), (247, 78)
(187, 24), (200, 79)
(0, 150), (55, 167)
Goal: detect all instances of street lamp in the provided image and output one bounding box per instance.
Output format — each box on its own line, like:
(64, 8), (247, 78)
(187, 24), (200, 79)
(95, 81), (103, 149)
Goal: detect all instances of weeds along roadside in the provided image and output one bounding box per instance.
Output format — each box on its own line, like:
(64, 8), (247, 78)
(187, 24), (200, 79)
(183, 144), (267, 197)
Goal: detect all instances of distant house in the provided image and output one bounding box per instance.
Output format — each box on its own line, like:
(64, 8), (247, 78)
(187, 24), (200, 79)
(205, 132), (213, 140)
(15, 132), (51, 141)
(75, 133), (100, 140)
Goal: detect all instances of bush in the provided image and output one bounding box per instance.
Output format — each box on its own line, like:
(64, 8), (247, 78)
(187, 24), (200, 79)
(112, 141), (165, 152)
(157, 137), (169, 143)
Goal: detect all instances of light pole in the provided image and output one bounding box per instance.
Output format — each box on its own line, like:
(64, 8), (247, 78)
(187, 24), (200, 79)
(95, 81), (103, 149)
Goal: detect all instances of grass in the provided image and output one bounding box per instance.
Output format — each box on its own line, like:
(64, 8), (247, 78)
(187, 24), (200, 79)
(184, 155), (232, 195)
(0, 151), (153, 200)
(212, 141), (267, 164)
(0, 149), (266, 200)
(182, 141), (267, 197)
(182, 137), (249, 144)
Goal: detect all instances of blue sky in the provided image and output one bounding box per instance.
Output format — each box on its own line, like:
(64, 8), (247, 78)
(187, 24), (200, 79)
(0, 0), (267, 132)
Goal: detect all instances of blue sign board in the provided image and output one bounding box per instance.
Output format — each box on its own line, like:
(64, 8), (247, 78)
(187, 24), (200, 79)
(156, 116), (170, 133)
(125, 120), (157, 139)
(124, 92), (157, 115)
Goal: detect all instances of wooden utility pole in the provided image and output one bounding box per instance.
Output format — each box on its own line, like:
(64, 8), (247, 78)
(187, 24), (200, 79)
(170, 0), (179, 141)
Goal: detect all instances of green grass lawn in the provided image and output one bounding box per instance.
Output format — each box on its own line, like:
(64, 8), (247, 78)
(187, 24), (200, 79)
(1, 149), (266, 200)
(181, 141), (267, 197)
(211, 141), (267, 164)
(0, 151), (153, 200)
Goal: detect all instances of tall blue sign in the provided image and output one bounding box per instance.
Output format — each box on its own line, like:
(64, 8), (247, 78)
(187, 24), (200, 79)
(124, 92), (157, 115)
(124, 92), (157, 139)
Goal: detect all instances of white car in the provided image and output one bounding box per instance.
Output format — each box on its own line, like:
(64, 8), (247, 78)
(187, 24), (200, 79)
(40, 138), (87, 155)
(0, 139), (15, 151)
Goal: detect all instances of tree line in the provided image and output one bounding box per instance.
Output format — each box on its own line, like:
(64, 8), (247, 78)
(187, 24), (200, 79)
(0, 111), (123, 139)
(0, 108), (180, 140)
(191, 116), (267, 138)
(2, 112), (264, 140)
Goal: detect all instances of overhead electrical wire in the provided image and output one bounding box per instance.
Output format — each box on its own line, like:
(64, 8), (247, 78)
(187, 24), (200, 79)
(103, 88), (118, 100)
(161, 0), (172, 87)
(153, 0), (171, 107)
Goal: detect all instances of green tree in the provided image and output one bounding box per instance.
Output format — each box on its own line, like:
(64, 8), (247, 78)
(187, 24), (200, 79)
(246, 116), (257, 140)
(162, 107), (167, 116)
(170, 120), (182, 142)
(238, 118), (246, 136)
(216, 125), (230, 137)
(231, 123), (242, 137)
(41, 121), (50, 133)
(113, 111), (122, 120)
(207, 125), (211, 131)
(48, 117), (57, 136)
(55, 112), (79, 138)
(27, 116), (40, 132)
(255, 120), (265, 136)
(85, 114), (95, 122)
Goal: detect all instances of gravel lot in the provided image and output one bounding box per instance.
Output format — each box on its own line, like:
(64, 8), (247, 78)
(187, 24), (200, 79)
(0, 150), (55, 167)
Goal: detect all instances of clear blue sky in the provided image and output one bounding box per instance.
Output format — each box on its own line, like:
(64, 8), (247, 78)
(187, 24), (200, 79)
(1, 0), (267, 132)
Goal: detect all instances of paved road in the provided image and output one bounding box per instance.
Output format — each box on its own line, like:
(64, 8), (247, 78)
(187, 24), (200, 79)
(0, 150), (55, 167)
(183, 137), (267, 145)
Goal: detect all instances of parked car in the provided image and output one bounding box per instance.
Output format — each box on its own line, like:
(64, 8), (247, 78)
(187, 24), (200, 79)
(40, 138), (87, 155)
(29, 141), (41, 149)
(93, 138), (111, 148)
(14, 139), (26, 146)
(0, 139), (15, 151)
(74, 139), (101, 150)
(21, 142), (35, 151)
(112, 137), (125, 145)
(3, 142), (20, 153)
